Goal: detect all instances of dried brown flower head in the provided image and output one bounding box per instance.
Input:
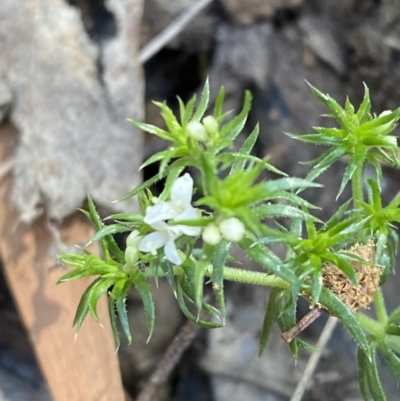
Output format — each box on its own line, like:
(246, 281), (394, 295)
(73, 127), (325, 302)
(322, 239), (381, 311)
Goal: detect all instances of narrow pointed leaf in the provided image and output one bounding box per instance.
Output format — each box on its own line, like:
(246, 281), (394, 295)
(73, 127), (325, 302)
(323, 199), (352, 232)
(240, 238), (299, 286)
(337, 145), (366, 198)
(358, 347), (372, 401)
(192, 78), (210, 121)
(318, 287), (370, 357)
(108, 297), (120, 351)
(131, 269), (155, 342)
(129, 119), (172, 141)
(258, 288), (279, 356)
(230, 124), (259, 173)
(365, 348), (387, 401)
(220, 91), (252, 140)
(357, 84), (371, 123)
(90, 224), (132, 243)
(88, 278), (115, 323)
(305, 146), (347, 183)
(112, 279), (133, 344)
(379, 341), (400, 382)
(73, 277), (103, 331)
(117, 169), (168, 202)
(176, 282), (222, 328)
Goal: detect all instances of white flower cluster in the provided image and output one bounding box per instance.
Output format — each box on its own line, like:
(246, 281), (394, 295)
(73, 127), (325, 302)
(124, 173), (246, 267)
(138, 173), (201, 265)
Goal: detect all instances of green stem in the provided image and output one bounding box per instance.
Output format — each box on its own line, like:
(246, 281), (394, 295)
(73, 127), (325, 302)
(351, 161), (364, 207)
(373, 288), (388, 324)
(144, 265), (290, 289)
(357, 312), (385, 340)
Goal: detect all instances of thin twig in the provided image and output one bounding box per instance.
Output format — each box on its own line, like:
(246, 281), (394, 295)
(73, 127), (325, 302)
(281, 307), (323, 343)
(136, 319), (201, 401)
(289, 316), (338, 401)
(139, 0), (214, 63)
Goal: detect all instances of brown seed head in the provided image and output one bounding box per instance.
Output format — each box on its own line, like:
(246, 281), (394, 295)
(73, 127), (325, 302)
(322, 239), (380, 311)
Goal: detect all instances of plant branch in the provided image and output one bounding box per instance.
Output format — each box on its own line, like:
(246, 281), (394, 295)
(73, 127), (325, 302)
(143, 265), (290, 289)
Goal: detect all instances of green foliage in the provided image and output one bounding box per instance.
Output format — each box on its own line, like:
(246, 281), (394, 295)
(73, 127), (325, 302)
(58, 81), (400, 401)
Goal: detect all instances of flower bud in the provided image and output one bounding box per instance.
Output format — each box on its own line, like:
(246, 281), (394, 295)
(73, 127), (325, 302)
(202, 224), (222, 245)
(202, 116), (219, 137)
(187, 121), (208, 142)
(219, 217), (245, 242)
(126, 230), (142, 248)
(125, 245), (140, 267)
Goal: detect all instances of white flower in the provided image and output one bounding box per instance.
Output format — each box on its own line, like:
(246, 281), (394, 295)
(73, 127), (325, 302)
(219, 217), (245, 242)
(139, 173), (201, 265)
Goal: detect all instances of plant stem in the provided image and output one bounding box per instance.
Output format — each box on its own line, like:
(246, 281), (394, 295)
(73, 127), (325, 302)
(144, 265), (290, 289)
(357, 312), (385, 340)
(373, 288), (388, 324)
(351, 161), (364, 207)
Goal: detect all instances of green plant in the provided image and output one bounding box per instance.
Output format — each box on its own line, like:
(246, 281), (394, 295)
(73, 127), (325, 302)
(59, 80), (400, 400)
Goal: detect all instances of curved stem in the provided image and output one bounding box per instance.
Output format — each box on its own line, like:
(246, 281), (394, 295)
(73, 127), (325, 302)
(144, 265), (290, 289)
(357, 312), (385, 340)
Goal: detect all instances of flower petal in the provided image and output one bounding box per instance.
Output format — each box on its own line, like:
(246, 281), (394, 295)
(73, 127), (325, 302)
(144, 202), (176, 225)
(164, 239), (182, 265)
(177, 224), (202, 236)
(171, 173), (193, 205)
(139, 231), (169, 253)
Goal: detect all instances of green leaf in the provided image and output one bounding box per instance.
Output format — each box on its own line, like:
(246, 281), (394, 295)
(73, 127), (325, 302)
(153, 101), (182, 138)
(358, 347), (372, 401)
(386, 335), (400, 354)
(112, 279), (133, 344)
(131, 269), (155, 342)
(276, 291), (299, 358)
(140, 149), (174, 170)
(90, 224), (132, 243)
(73, 277), (102, 331)
(116, 169), (168, 202)
(176, 281), (222, 328)
(192, 78), (210, 122)
(258, 288), (279, 356)
(108, 297), (120, 351)
(230, 124), (259, 174)
(357, 84), (371, 123)
(214, 86), (226, 120)
(304, 146), (347, 184)
(263, 177), (321, 194)
(337, 144), (366, 199)
(194, 261), (208, 316)
(365, 348), (387, 401)
(219, 91), (252, 140)
(178, 95), (196, 127)
(378, 341), (400, 382)
(254, 203), (318, 221)
(307, 82), (352, 132)
(323, 199), (351, 232)
(129, 119), (172, 141)
(318, 287), (371, 357)
(240, 238), (299, 286)
(88, 278), (115, 323)
(285, 132), (341, 145)
(310, 269), (323, 305)
(388, 306), (400, 324)
(160, 259), (177, 295)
